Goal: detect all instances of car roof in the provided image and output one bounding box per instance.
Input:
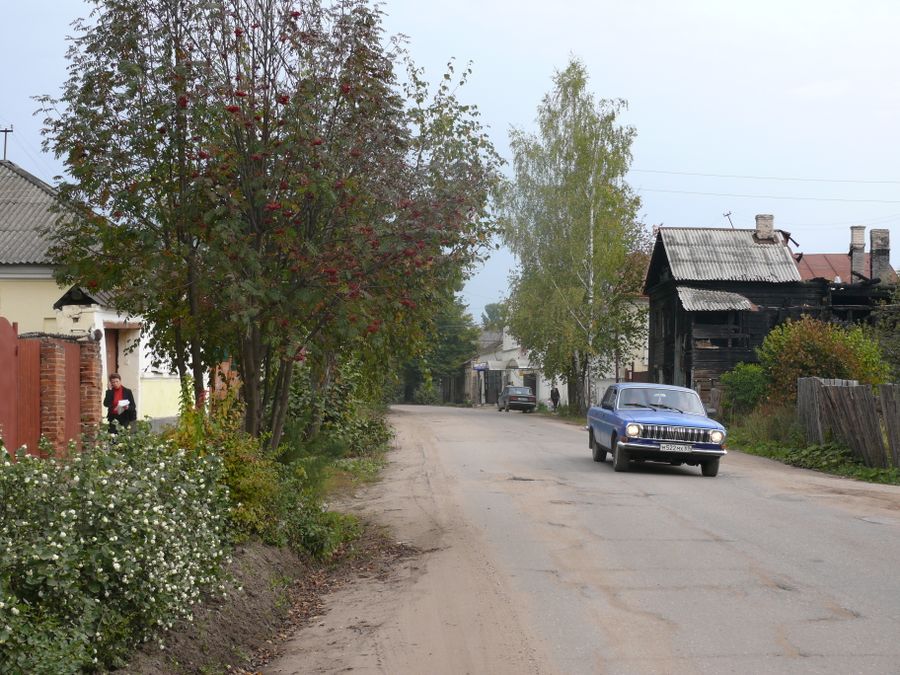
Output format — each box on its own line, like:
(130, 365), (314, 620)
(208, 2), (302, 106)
(612, 383), (699, 395)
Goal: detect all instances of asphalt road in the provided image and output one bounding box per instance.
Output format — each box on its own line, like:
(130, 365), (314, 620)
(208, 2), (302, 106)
(267, 404), (900, 675)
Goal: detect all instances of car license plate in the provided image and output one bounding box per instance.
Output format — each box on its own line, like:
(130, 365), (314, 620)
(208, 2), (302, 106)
(660, 443), (692, 453)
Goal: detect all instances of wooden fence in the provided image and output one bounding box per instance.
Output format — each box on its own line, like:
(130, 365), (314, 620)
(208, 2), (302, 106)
(797, 377), (900, 468)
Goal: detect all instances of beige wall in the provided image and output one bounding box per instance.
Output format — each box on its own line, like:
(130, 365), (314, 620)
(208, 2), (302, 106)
(0, 278), (64, 333)
(139, 376), (182, 419)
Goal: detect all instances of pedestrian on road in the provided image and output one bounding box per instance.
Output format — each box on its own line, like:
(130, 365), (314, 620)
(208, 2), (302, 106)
(550, 385), (560, 412)
(103, 373), (136, 433)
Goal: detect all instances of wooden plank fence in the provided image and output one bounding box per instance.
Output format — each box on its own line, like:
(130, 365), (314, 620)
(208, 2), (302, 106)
(882, 385), (900, 468)
(796, 378), (857, 446)
(797, 377), (899, 469)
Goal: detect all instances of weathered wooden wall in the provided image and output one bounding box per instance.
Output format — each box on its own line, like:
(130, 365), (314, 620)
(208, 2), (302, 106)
(648, 278), (828, 401)
(797, 377), (899, 469)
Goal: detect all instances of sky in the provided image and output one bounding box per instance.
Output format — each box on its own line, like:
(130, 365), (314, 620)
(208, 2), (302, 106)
(3, 0), (899, 323)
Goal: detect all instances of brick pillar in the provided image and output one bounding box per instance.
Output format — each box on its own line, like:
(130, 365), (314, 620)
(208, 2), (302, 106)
(40, 338), (66, 456)
(80, 341), (103, 440)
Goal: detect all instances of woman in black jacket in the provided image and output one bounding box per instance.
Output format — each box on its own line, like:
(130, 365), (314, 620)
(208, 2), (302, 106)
(103, 373), (137, 433)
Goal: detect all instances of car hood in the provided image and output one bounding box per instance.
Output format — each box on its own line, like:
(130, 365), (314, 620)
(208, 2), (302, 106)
(619, 409), (725, 430)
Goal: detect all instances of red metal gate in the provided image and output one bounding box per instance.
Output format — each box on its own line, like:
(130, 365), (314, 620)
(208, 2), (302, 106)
(0, 317), (18, 451)
(17, 339), (40, 455)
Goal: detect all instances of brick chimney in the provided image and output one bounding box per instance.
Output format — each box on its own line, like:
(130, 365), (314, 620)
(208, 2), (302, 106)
(870, 229), (891, 283)
(754, 214), (774, 241)
(850, 225), (866, 280)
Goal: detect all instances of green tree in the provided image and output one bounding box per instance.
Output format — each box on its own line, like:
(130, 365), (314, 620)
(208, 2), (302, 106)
(480, 301), (507, 331)
(498, 58), (648, 413)
(758, 317), (890, 403)
(41, 0), (499, 448)
(399, 293), (479, 402)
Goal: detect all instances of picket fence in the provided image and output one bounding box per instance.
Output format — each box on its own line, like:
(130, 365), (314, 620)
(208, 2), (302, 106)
(797, 377), (900, 469)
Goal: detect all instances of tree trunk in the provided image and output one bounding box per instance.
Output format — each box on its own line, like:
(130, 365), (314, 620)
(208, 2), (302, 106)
(240, 324), (263, 437)
(306, 350), (336, 441)
(568, 351), (588, 415)
(266, 356), (294, 452)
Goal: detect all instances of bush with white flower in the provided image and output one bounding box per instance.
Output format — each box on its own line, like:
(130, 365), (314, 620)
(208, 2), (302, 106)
(0, 425), (231, 673)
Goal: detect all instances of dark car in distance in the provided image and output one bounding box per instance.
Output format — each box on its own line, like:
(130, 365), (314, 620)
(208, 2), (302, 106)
(497, 385), (537, 413)
(586, 383), (727, 476)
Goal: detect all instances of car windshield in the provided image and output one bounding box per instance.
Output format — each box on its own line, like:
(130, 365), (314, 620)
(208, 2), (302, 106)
(508, 387), (532, 396)
(617, 388), (705, 414)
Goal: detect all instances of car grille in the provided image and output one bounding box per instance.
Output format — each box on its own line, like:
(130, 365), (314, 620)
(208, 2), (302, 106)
(640, 425), (712, 443)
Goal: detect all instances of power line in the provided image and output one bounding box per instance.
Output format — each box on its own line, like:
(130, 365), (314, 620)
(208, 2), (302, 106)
(632, 168), (900, 185)
(636, 187), (900, 205)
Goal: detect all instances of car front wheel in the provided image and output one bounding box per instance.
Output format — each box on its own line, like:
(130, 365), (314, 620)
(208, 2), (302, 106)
(612, 436), (629, 472)
(701, 458), (720, 477)
(591, 432), (607, 463)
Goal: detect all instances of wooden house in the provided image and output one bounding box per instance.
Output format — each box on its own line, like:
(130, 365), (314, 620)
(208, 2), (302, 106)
(643, 215), (823, 400)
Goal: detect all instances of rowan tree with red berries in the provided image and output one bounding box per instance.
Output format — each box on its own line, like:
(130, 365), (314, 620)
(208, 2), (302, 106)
(41, 0), (500, 448)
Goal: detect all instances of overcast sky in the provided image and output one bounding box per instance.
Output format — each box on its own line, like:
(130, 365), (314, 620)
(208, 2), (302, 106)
(3, 0), (899, 322)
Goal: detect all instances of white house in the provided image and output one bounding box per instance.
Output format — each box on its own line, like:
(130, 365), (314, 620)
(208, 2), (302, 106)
(0, 159), (181, 422)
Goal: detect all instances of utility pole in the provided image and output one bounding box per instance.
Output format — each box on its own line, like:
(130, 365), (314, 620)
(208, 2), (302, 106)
(723, 210), (735, 228)
(0, 126), (12, 161)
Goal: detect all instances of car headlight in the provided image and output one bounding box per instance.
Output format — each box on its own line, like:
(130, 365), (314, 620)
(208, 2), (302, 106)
(709, 430), (725, 445)
(625, 423), (642, 438)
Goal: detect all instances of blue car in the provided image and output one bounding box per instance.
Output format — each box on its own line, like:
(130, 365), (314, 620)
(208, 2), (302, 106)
(587, 383), (727, 477)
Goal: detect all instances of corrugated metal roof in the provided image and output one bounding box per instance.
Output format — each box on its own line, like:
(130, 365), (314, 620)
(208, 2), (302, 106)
(0, 160), (59, 265)
(676, 286), (757, 312)
(660, 228), (801, 283)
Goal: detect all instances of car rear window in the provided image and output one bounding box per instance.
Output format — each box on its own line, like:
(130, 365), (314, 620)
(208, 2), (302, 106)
(509, 387), (532, 395)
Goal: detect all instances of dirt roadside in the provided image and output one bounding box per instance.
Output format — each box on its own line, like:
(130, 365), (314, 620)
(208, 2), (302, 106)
(261, 408), (549, 675)
(122, 408), (550, 674)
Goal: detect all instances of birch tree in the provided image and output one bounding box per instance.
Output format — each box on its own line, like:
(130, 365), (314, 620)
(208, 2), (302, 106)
(500, 58), (648, 413)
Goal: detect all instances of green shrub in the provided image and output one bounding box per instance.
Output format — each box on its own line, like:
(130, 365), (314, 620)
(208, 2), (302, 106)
(720, 362), (769, 416)
(412, 382), (440, 405)
(758, 317), (890, 403)
(872, 285), (900, 380)
(726, 402), (805, 448)
(166, 390), (282, 544)
(0, 428), (231, 672)
(168, 386), (368, 560)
